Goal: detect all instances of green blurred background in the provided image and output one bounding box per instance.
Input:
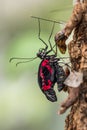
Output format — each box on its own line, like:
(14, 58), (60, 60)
(0, 0), (72, 130)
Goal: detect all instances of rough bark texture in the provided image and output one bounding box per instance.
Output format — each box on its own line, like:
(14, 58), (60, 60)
(62, 1), (87, 129)
(55, 1), (87, 128)
(64, 2), (87, 129)
(65, 82), (87, 130)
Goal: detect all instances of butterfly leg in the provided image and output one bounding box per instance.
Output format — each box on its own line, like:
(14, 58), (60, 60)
(38, 19), (48, 50)
(47, 22), (56, 54)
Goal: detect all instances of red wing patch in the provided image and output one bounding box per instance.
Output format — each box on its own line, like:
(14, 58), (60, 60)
(40, 59), (53, 91)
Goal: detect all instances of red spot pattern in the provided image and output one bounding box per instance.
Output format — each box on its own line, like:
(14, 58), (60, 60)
(40, 59), (52, 91)
(41, 60), (52, 73)
(42, 80), (52, 90)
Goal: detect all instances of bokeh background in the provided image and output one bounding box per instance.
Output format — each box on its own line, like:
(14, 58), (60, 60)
(0, 0), (73, 130)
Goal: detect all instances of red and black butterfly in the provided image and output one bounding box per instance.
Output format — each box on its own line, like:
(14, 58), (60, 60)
(10, 17), (70, 102)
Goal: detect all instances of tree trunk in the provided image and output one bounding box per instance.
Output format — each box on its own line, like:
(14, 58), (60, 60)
(54, 1), (87, 129)
(65, 82), (87, 130)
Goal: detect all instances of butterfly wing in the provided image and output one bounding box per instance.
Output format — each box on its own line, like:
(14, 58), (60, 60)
(38, 59), (57, 102)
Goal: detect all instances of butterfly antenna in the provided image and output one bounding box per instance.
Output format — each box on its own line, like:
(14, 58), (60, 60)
(16, 59), (36, 67)
(9, 57), (37, 63)
(9, 57), (38, 67)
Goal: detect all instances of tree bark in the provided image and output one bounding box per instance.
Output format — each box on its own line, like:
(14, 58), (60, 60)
(65, 82), (87, 130)
(55, 2), (87, 129)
